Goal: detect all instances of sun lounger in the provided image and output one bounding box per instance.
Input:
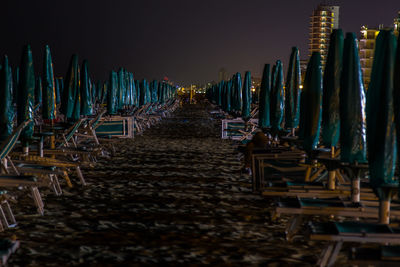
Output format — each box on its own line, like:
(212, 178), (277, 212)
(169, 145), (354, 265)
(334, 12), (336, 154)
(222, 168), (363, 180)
(221, 118), (258, 141)
(307, 221), (400, 267)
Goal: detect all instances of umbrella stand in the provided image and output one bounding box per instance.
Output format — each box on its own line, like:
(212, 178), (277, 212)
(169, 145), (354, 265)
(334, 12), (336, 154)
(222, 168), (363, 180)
(327, 147), (336, 190)
(378, 187), (397, 224)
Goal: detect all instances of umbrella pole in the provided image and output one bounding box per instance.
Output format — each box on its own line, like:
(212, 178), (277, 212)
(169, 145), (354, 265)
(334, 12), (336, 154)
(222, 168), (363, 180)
(328, 146), (336, 190)
(379, 198), (391, 224)
(351, 175), (360, 203)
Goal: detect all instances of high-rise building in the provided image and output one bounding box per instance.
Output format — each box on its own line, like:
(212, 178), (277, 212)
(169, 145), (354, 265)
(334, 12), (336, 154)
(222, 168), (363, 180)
(359, 25), (381, 87)
(309, 5), (340, 65)
(218, 68), (228, 81)
(395, 11), (400, 35)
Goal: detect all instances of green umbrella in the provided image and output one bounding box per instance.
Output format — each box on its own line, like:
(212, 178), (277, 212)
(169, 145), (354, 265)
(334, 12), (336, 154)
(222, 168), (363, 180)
(0, 56), (14, 142)
(340, 32), (366, 164)
(322, 29), (343, 148)
(55, 77), (62, 104)
(285, 48), (301, 130)
(395, 31), (400, 198)
(139, 79), (147, 106)
(61, 55), (79, 120)
(299, 52), (323, 154)
(71, 63), (81, 121)
(367, 30), (398, 224)
(125, 72), (132, 106)
(270, 61), (284, 133)
(117, 68), (125, 110)
(107, 71), (118, 115)
(232, 73), (242, 113)
(80, 60), (93, 116)
(135, 80), (141, 106)
(35, 76), (42, 106)
(225, 80), (232, 112)
(259, 64), (271, 129)
(242, 71), (251, 120)
(42, 45), (56, 120)
(17, 44), (35, 150)
(150, 80), (158, 103)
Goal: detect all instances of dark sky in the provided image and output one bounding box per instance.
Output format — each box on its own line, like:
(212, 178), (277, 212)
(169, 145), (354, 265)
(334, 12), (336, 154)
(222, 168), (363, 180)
(1, 0), (398, 86)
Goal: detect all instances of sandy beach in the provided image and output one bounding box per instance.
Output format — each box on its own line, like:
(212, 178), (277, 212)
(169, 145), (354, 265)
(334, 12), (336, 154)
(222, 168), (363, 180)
(1, 99), (349, 266)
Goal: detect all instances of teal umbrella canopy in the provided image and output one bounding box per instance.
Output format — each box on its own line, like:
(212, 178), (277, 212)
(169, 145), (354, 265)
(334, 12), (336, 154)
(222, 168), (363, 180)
(150, 80), (158, 103)
(71, 63), (81, 121)
(17, 44), (35, 145)
(285, 47), (301, 129)
(107, 71), (118, 115)
(35, 76), (42, 106)
(259, 64), (271, 128)
(270, 61), (284, 132)
(42, 45), (56, 120)
(61, 55), (79, 120)
(117, 68), (125, 110)
(102, 81), (108, 105)
(232, 72), (242, 112)
(340, 32), (367, 163)
(225, 80), (232, 112)
(55, 77), (62, 104)
(135, 80), (141, 106)
(125, 72), (132, 106)
(322, 29), (343, 148)
(139, 79), (147, 106)
(96, 81), (102, 104)
(242, 71), (251, 120)
(0, 56), (14, 141)
(80, 60), (93, 116)
(395, 32), (400, 197)
(367, 29), (398, 195)
(299, 52), (323, 153)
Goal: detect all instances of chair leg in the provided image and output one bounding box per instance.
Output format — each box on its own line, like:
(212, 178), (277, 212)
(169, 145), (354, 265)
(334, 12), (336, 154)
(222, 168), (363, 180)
(31, 187), (44, 216)
(3, 201), (17, 227)
(76, 166), (86, 186)
(51, 175), (63, 196)
(0, 205), (9, 229)
(317, 241), (342, 267)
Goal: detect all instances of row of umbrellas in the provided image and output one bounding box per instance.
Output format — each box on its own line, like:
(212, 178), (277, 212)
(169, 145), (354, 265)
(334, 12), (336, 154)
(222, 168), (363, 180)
(0, 45), (177, 148)
(209, 29), (400, 219)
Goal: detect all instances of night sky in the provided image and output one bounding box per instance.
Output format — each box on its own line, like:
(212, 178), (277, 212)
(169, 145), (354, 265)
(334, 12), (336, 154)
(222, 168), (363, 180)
(1, 0), (398, 86)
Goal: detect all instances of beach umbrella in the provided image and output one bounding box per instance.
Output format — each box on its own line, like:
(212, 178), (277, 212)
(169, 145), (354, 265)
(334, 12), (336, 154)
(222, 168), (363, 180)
(17, 44), (35, 150)
(367, 30), (398, 224)
(340, 32), (367, 202)
(0, 56), (14, 141)
(140, 79), (147, 106)
(340, 32), (366, 164)
(270, 61), (284, 133)
(242, 71), (251, 120)
(225, 80), (232, 112)
(395, 32), (400, 198)
(80, 60), (93, 116)
(285, 47), (301, 130)
(117, 68), (125, 110)
(96, 81), (102, 104)
(150, 80), (158, 103)
(232, 73), (242, 113)
(135, 80), (141, 106)
(101, 81), (108, 105)
(322, 29), (343, 148)
(130, 73), (137, 106)
(107, 71), (118, 115)
(299, 52), (322, 154)
(55, 77), (62, 104)
(35, 77), (42, 106)
(71, 64), (81, 121)
(42, 45), (56, 120)
(61, 55), (79, 120)
(259, 64), (271, 129)
(125, 72), (132, 106)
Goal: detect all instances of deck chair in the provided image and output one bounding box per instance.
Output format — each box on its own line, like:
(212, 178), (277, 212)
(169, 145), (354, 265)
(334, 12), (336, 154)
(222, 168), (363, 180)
(221, 118), (259, 141)
(349, 245), (400, 266)
(0, 238), (20, 265)
(0, 120), (49, 215)
(272, 196), (400, 241)
(307, 221), (400, 267)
